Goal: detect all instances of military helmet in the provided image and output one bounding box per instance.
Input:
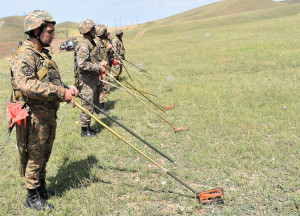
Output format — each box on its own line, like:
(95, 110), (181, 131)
(95, 24), (107, 36)
(79, 19), (96, 34)
(24, 10), (56, 33)
(115, 29), (124, 36)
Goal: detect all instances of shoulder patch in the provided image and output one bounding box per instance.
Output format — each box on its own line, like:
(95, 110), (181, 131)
(21, 66), (33, 76)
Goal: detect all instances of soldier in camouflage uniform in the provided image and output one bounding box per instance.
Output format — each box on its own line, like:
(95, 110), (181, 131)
(112, 29), (125, 80)
(10, 10), (78, 211)
(74, 19), (107, 137)
(94, 24), (113, 113)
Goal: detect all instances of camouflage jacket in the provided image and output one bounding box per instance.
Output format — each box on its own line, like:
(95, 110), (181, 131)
(112, 36), (125, 58)
(10, 40), (66, 114)
(93, 38), (113, 64)
(75, 38), (100, 83)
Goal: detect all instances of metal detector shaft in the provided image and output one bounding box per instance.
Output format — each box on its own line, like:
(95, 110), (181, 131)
(0, 124), (15, 155)
(75, 101), (197, 195)
(124, 59), (148, 73)
(107, 66), (166, 114)
(103, 80), (171, 111)
(106, 72), (177, 129)
(111, 49), (134, 83)
(107, 74), (188, 133)
(122, 62), (152, 80)
(63, 83), (176, 164)
(110, 80), (157, 97)
(121, 64), (145, 87)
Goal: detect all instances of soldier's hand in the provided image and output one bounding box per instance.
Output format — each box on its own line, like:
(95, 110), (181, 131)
(69, 86), (79, 97)
(100, 61), (107, 73)
(111, 58), (117, 66)
(63, 89), (76, 107)
(107, 44), (112, 49)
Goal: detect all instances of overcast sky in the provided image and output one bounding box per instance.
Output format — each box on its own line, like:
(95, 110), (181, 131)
(1, 0), (220, 27)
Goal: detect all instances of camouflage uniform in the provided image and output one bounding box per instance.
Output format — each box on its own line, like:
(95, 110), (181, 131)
(112, 30), (125, 78)
(75, 39), (100, 127)
(11, 39), (65, 189)
(94, 25), (113, 105)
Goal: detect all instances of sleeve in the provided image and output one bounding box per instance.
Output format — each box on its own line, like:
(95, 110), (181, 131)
(112, 39), (118, 58)
(76, 42), (100, 73)
(11, 50), (66, 101)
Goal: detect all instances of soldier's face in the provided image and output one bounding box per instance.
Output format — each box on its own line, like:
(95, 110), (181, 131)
(40, 23), (55, 46)
(90, 27), (96, 39)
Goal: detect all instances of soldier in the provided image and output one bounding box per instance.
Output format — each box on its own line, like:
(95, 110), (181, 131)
(74, 19), (107, 137)
(112, 29), (125, 80)
(94, 24), (114, 113)
(10, 10), (78, 211)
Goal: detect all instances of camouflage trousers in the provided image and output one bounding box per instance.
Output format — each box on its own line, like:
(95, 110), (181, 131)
(113, 63), (122, 79)
(80, 81), (97, 127)
(97, 71), (110, 104)
(25, 111), (56, 189)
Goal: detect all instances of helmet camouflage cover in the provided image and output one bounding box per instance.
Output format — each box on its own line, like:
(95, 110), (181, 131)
(79, 19), (96, 34)
(115, 29), (123, 36)
(95, 24), (107, 36)
(24, 10), (56, 33)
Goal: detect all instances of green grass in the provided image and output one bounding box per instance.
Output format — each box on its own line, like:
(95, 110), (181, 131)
(0, 6), (300, 216)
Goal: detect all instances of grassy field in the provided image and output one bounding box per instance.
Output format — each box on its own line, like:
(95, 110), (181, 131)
(0, 3), (300, 216)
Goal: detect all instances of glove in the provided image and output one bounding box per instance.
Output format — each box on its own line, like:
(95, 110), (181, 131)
(111, 58), (117, 66)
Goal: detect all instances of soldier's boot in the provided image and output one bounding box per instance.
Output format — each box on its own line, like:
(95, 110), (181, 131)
(99, 103), (110, 115)
(24, 188), (54, 211)
(81, 127), (97, 138)
(88, 126), (99, 134)
(38, 179), (56, 200)
(38, 180), (48, 200)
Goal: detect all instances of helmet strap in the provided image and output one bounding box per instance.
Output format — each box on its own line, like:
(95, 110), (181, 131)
(100, 33), (107, 39)
(36, 26), (49, 47)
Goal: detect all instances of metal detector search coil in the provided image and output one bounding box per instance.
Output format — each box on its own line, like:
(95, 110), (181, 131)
(173, 126), (189, 133)
(197, 188), (224, 205)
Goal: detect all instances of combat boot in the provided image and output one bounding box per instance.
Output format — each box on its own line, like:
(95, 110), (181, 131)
(99, 103), (110, 115)
(38, 179), (48, 200)
(38, 179), (56, 200)
(81, 127), (97, 138)
(88, 126), (99, 134)
(24, 188), (54, 211)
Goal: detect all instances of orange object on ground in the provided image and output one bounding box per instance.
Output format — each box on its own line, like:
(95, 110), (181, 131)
(164, 104), (175, 111)
(197, 188), (224, 205)
(173, 126), (189, 133)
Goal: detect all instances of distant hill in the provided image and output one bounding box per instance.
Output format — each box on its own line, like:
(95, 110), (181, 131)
(1, 0), (300, 59)
(55, 22), (80, 39)
(0, 16), (24, 44)
(146, 0), (300, 26)
(0, 18), (79, 44)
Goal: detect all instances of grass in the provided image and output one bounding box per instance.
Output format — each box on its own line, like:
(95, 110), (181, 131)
(0, 4), (300, 216)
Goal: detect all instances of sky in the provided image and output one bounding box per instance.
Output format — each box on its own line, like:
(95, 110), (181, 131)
(1, 0), (220, 27)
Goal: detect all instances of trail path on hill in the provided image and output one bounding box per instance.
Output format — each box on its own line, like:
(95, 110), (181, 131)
(134, 28), (148, 40)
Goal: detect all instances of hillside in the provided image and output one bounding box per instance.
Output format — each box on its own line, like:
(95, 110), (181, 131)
(0, 20), (79, 59)
(0, 18), (79, 44)
(0, 16), (24, 43)
(1, 0), (300, 59)
(143, 0), (300, 26)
